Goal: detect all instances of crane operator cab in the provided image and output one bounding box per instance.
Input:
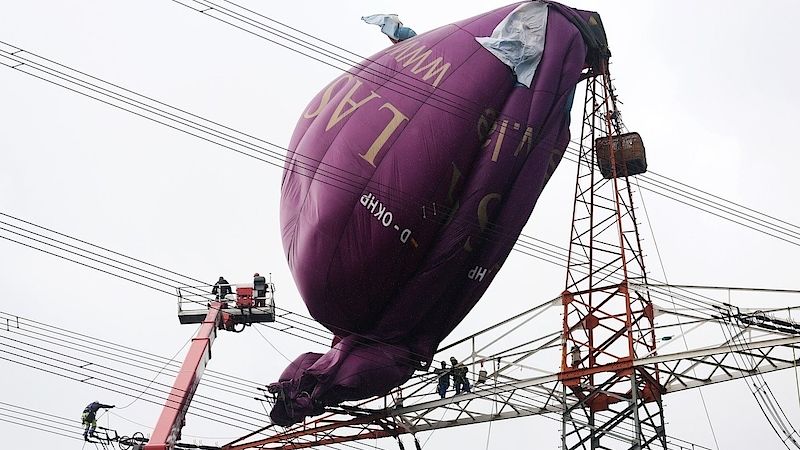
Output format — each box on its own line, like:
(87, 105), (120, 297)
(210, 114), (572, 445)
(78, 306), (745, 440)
(177, 273), (276, 329)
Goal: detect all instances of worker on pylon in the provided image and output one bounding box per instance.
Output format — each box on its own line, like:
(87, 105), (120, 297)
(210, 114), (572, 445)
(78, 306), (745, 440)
(434, 361), (450, 398)
(450, 357), (470, 395)
(211, 276), (232, 300)
(570, 345), (581, 368)
(81, 401), (114, 441)
(253, 272), (267, 307)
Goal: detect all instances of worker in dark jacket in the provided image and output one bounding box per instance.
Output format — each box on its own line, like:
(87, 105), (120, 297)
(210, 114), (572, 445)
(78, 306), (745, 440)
(82, 401), (114, 440)
(450, 357), (471, 395)
(434, 361), (450, 398)
(253, 273), (267, 307)
(211, 276), (232, 300)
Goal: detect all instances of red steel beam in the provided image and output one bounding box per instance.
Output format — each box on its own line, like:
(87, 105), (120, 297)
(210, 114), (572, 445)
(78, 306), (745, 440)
(223, 413), (392, 450)
(144, 302), (224, 450)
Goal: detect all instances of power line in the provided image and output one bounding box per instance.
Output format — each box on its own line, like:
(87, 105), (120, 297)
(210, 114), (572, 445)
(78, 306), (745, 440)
(0, 42), (587, 260)
(0, 211), (210, 287)
(0, 310), (263, 390)
(1, 203), (740, 391)
(0, 313), (272, 407)
(0, 321), (382, 450)
(1, 9), (792, 442)
(0, 223), (732, 450)
(3, 42), (796, 300)
(635, 183), (721, 450)
(0, 403), (86, 437)
(0, 317), (282, 430)
(0, 337), (270, 430)
(168, 0), (800, 248)
(0, 205), (729, 354)
(0, 233), (176, 296)
(0, 414), (84, 442)
(4, 36), (799, 267)
(0, 317), (295, 428)
(0, 350), (273, 436)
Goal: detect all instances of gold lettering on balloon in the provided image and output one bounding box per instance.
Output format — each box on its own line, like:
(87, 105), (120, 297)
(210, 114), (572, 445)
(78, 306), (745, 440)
(394, 45), (430, 68)
(490, 120), (509, 162)
(358, 103), (409, 167)
(409, 57), (451, 88)
(464, 192), (502, 252)
(480, 112), (536, 162)
(325, 79), (381, 131)
(303, 74), (353, 119)
(385, 42), (451, 88)
(386, 40), (418, 57)
(513, 126), (534, 157)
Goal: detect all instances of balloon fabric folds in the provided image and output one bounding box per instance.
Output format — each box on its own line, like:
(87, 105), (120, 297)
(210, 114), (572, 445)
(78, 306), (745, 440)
(272, 1), (608, 426)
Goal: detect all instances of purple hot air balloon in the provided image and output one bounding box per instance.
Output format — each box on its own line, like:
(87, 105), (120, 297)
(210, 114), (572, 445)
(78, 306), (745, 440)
(272, 1), (609, 425)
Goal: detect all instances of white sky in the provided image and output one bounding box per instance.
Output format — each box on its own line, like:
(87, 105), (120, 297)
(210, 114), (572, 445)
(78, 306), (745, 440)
(2, 1), (800, 449)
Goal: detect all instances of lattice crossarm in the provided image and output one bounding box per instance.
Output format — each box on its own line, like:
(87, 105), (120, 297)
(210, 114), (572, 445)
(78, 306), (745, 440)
(635, 335), (800, 393)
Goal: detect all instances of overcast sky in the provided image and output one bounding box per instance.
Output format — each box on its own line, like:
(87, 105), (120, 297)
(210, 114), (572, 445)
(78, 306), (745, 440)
(2, 1), (800, 449)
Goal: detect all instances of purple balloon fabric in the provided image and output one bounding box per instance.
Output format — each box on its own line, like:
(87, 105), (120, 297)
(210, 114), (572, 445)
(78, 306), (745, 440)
(273, 2), (598, 425)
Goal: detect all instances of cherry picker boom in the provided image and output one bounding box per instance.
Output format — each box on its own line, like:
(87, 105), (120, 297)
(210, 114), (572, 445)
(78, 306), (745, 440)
(142, 280), (276, 450)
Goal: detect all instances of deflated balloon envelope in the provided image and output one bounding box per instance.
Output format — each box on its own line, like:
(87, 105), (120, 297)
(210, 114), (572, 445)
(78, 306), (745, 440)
(272, 1), (606, 426)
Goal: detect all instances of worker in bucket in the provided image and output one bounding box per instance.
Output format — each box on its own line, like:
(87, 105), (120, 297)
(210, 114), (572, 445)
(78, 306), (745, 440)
(254, 272), (267, 307)
(211, 276), (232, 300)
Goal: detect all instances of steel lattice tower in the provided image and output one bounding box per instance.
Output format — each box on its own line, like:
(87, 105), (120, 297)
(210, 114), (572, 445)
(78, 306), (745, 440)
(559, 67), (666, 450)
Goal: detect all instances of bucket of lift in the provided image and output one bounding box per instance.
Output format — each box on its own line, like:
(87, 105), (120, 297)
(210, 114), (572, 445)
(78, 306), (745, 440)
(177, 281), (276, 326)
(595, 132), (647, 179)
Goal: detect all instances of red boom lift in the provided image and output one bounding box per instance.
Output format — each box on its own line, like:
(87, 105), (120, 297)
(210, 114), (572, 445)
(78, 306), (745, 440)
(142, 279), (276, 450)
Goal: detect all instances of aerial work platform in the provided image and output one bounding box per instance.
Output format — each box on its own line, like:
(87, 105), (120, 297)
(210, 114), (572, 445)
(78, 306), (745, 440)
(176, 281), (276, 326)
(178, 305), (275, 325)
(144, 277), (278, 450)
